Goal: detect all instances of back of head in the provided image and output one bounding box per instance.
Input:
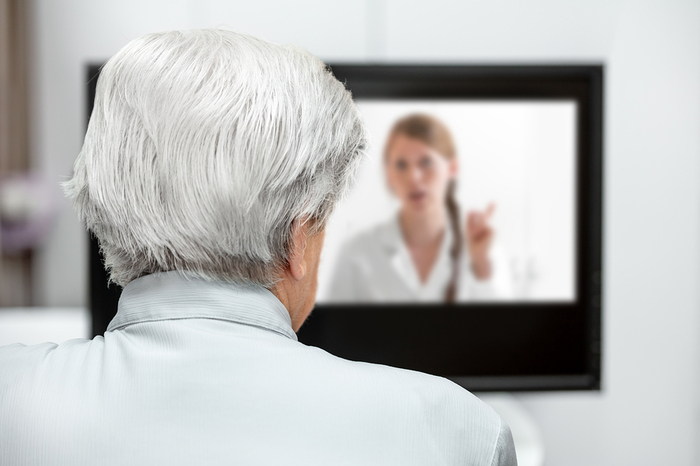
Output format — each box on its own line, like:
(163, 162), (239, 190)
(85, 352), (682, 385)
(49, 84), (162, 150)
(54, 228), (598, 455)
(65, 29), (367, 287)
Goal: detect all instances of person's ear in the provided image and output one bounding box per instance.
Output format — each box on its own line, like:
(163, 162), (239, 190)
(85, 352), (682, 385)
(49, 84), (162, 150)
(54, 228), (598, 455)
(288, 218), (309, 281)
(448, 158), (459, 179)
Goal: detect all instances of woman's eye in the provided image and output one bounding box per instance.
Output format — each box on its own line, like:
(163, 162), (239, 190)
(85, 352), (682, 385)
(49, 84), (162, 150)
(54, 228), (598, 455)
(419, 157), (432, 168)
(395, 160), (408, 170)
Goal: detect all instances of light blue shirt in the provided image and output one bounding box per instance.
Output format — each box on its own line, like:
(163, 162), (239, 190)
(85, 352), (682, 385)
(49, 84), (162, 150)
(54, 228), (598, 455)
(0, 271), (516, 465)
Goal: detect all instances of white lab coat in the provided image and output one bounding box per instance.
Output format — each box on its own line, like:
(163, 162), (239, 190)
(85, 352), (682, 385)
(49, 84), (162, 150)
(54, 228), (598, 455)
(326, 214), (512, 303)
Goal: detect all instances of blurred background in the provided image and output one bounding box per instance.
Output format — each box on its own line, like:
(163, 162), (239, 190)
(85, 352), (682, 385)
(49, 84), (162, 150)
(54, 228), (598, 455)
(0, 0), (698, 465)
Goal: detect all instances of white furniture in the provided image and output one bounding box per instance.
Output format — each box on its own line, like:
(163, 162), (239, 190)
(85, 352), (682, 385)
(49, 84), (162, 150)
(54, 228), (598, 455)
(0, 307), (89, 346)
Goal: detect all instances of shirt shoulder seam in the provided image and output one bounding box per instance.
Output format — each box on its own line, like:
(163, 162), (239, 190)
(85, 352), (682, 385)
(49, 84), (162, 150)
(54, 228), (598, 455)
(488, 414), (503, 466)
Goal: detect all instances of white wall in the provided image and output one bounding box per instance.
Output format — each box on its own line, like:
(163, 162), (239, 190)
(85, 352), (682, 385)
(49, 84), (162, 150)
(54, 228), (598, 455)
(517, 2), (700, 464)
(30, 1), (700, 465)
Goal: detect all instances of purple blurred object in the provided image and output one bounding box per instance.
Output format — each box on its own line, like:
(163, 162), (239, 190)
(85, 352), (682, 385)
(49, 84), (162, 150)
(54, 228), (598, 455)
(0, 174), (60, 254)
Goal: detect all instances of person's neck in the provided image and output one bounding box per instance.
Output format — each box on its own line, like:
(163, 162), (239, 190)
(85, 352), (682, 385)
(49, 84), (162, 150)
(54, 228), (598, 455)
(270, 276), (303, 331)
(399, 206), (447, 248)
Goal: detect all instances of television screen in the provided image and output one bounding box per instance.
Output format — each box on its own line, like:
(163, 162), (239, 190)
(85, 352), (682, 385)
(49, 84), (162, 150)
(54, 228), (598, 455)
(318, 99), (577, 304)
(85, 64), (602, 392)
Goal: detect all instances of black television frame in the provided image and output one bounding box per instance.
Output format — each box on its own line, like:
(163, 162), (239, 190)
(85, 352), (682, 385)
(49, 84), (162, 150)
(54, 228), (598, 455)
(85, 64), (603, 392)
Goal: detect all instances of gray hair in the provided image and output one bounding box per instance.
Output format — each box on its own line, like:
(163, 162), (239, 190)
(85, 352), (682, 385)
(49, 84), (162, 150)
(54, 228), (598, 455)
(64, 29), (367, 287)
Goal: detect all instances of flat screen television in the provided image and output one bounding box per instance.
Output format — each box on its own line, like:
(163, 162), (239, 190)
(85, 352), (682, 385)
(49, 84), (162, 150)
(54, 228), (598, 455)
(85, 64), (602, 392)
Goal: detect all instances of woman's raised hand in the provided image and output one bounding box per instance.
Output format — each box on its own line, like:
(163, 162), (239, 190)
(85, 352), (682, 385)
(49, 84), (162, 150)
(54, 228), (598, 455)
(466, 203), (495, 280)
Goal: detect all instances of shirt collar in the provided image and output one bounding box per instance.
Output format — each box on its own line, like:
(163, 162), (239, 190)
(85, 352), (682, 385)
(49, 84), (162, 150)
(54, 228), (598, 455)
(107, 271), (297, 341)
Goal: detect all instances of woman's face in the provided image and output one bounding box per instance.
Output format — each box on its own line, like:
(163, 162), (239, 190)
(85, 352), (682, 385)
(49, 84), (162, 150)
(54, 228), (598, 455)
(385, 134), (457, 214)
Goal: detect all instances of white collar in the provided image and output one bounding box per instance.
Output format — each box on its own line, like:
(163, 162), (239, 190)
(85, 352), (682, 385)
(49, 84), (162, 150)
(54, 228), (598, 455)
(108, 271), (297, 341)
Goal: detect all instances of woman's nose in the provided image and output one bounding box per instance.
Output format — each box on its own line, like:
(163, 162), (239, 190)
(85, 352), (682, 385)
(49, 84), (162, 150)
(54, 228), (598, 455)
(408, 166), (423, 182)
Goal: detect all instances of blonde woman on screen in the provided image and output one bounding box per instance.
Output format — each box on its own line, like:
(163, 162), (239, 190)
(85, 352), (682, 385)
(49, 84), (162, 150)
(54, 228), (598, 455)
(328, 114), (511, 303)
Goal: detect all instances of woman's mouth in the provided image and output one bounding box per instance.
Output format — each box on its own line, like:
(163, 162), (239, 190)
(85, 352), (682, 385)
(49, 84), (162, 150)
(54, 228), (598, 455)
(409, 191), (427, 203)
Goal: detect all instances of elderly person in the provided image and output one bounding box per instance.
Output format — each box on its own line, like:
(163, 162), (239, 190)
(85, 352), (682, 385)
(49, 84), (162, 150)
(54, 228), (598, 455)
(0, 30), (516, 465)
